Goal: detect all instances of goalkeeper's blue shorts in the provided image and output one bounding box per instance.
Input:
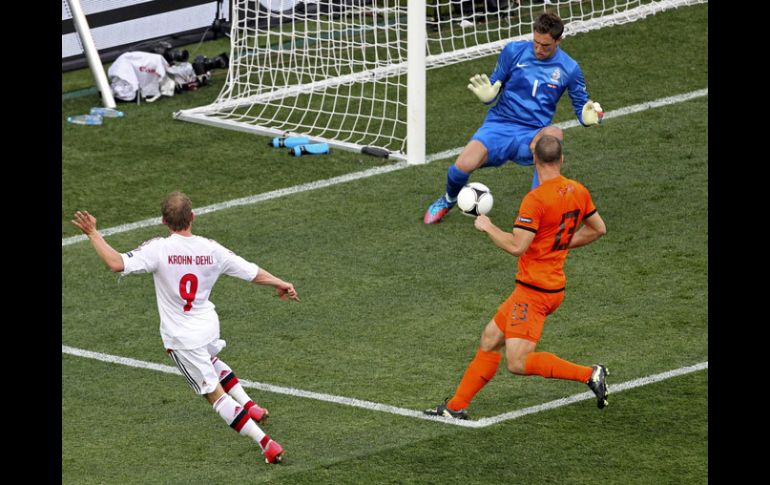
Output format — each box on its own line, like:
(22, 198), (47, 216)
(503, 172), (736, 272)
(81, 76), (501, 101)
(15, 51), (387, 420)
(470, 121), (542, 168)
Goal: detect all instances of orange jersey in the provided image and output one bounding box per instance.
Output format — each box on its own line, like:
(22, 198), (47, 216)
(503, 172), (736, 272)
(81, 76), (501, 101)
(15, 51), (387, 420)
(513, 175), (596, 291)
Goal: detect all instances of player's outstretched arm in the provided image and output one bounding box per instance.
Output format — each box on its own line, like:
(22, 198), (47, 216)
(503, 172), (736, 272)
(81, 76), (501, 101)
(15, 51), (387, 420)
(70, 211), (125, 272)
(467, 74), (502, 104)
(474, 215), (535, 257)
(581, 100), (604, 126)
(568, 212), (607, 249)
(252, 269), (300, 301)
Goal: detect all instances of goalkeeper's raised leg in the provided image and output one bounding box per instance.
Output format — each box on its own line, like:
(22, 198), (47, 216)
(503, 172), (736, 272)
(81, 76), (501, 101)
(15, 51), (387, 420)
(423, 11), (603, 224)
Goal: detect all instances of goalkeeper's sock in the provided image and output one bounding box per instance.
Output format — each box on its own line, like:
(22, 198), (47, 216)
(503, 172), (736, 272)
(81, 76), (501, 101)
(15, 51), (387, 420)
(212, 393), (266, 443)
(448, 349), (501, 410)
(530, 167), (540, 190)
(524, 351), (592, 382)
(446, 164), (471, 200)
(212, 357), (259, 412)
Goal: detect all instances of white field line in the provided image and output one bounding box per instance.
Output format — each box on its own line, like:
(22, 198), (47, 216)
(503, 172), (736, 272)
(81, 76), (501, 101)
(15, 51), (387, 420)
(61, 162), (410, 247)
(472, 361), (708, 428)
(62, 89), (707, 248)
(62, 345), (707, 429)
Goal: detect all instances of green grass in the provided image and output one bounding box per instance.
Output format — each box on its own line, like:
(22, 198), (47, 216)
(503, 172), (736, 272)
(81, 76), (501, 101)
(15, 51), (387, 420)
(64, 354), (706, 484)
(62, 4), (707, 484)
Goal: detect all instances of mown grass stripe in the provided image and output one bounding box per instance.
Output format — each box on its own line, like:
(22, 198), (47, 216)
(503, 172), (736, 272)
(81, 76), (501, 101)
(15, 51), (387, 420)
(62, 88), (708, 247)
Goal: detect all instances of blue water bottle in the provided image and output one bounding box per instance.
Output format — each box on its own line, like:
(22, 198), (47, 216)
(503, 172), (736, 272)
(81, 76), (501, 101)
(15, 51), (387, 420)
(290, 143), (330, 156)
(67, 114), (103, 125)
(270, 136), (310, 148)
(90, 107), (125, 118)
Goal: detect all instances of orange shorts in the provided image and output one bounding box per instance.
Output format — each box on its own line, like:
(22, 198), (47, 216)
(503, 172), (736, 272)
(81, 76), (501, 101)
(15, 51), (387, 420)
(494, 284), (565, 342)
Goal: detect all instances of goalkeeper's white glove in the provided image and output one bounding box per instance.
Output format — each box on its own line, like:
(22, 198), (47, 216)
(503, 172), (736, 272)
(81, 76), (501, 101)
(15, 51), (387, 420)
(467, 74), (501, 104)
(582, 100), (604, 126)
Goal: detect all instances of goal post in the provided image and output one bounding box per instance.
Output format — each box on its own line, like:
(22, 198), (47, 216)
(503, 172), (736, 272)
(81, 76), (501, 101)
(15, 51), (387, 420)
(64, 0), (116, 108)
(175, 0), (706, 164)
(407, 0), (426, 165)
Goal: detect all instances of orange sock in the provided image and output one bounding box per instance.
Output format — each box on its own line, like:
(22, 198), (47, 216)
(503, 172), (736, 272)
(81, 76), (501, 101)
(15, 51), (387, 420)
(524, 351), (592, 382)
(448, 350), (501, 411)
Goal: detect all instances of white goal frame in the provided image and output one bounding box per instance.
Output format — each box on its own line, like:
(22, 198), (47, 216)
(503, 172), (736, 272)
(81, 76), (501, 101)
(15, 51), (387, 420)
(175, 0), (706, 164)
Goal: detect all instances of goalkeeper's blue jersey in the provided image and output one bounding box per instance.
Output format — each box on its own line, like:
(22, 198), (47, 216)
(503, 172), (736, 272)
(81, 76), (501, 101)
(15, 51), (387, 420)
(487, 41), (589, 128)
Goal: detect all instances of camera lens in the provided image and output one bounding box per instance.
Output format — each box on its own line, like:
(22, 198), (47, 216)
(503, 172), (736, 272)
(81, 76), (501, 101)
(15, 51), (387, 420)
(168, 49), (189, 63)
(210, 53), (229, 69)
(192, 55), (208, 76)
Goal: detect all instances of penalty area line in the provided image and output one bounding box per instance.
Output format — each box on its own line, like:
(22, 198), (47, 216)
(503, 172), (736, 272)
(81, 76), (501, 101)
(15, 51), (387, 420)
(472, 361), (708, 428)
(62, 345), (707, 429)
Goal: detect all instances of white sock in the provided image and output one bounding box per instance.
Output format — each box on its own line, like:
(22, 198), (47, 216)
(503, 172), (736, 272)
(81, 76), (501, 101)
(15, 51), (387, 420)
(212, 394), (266, 445)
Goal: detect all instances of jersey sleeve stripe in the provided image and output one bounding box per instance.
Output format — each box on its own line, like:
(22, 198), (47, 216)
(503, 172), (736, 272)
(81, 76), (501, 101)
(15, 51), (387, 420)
(514, 224), (537, 233)
(584, 209), (597, 218)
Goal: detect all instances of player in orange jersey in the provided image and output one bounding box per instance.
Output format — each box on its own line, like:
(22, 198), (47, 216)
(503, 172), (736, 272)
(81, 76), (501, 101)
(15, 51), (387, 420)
(425, 134), (609, 419)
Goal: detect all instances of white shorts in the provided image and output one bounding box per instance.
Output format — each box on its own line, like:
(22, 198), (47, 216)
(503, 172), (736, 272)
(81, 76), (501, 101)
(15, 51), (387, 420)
(166, 339), (227, 395)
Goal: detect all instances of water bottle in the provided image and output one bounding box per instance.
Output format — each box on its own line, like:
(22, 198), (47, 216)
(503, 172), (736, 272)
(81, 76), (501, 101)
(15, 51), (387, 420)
(270, 136), (310, 148)
(290, 143), (330, 156)
(90, 107), (125, 118)
(67, 114), (103, 126)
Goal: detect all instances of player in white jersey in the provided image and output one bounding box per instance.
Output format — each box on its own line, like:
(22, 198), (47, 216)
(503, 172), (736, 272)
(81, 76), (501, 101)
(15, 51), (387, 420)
(70, 191), (299, 465)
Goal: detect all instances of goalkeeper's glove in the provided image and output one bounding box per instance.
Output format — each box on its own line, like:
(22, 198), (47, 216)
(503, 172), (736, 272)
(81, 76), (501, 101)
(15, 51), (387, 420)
(582, 100), (604, 126)
(467, 74), (501, 104)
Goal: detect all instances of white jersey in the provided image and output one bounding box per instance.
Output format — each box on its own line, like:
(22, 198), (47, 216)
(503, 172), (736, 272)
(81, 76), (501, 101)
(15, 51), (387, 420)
(120, 233), (259, 349)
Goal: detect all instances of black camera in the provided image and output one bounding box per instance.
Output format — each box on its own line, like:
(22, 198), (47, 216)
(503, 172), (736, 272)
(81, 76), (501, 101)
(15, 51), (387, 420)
(192, 53), (229, 76)
(151, 41), (189, 64)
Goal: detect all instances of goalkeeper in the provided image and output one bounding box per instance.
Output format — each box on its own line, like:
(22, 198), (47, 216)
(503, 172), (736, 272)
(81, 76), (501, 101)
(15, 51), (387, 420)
(424, 12), (604, 224)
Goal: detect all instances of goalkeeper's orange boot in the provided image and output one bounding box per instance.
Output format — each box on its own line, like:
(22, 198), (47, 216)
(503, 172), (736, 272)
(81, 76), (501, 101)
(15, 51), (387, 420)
(248, 403), (269, 424)
(261, 436), (284, 464)
(423, 195), (456, 224)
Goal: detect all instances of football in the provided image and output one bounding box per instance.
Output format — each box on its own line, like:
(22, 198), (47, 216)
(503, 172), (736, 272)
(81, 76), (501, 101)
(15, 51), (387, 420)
(457, 182), (493, 216)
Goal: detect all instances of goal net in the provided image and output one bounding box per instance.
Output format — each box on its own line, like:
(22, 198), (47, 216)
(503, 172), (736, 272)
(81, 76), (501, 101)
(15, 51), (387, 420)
(175, 0), (706, 163)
